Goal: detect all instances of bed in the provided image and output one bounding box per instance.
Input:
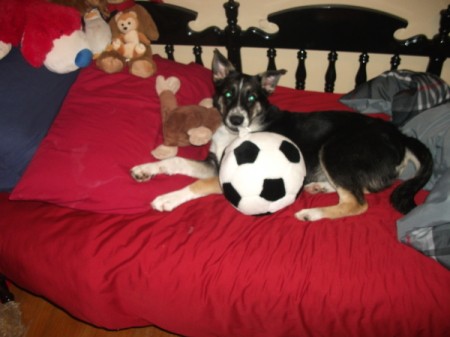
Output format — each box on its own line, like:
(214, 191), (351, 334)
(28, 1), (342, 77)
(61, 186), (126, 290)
(1, 1), (450, 337)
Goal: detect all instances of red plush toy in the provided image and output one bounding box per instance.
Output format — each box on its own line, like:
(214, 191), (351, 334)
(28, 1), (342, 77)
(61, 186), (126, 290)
(0, 0), (92, 73)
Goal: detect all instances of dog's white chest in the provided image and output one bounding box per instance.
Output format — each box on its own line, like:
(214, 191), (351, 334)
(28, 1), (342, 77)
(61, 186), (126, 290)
(210, 125), (238, 160)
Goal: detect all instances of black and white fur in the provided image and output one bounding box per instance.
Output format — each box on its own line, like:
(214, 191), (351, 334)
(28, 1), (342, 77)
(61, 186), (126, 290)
(131, 50), (433, 221)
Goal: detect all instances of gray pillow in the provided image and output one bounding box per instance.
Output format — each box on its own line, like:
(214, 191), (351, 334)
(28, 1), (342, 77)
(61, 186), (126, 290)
(340, 70), (450, 126)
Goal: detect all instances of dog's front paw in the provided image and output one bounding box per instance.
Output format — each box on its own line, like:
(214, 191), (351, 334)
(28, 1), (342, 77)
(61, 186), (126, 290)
(294, 208), (324, 222)
(130, 164), (155, 182)
(151, 187), (194, 212)
(151, 195), (178, 212)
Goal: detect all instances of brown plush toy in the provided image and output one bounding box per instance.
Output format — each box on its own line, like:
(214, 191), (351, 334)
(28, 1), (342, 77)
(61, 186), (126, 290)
(96, 0), (159, 78)
(49, 0), (109, 17)
(112, 11), (149, 59)
(152, 76), (223, 160)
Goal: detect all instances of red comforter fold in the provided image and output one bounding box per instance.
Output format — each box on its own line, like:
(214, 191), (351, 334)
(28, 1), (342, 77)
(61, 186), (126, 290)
(1, 187), (449, 337)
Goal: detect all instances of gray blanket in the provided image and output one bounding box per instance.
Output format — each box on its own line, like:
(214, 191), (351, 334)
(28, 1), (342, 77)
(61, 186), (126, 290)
(397, 171), (450, 269)
(397, 102), (450, 269)
(341, 71), (450, 269)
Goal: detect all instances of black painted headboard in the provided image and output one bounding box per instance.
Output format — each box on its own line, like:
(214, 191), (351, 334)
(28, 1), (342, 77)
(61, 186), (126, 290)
(241, 4), (450, 91)
(140, 1), (449, 92)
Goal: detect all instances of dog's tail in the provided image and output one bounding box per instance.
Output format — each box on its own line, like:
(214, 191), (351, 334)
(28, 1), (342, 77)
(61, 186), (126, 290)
(390, 136), (433, 214)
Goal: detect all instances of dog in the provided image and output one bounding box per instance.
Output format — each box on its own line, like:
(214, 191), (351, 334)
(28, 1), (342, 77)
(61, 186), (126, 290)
(131, 50), (433, 221)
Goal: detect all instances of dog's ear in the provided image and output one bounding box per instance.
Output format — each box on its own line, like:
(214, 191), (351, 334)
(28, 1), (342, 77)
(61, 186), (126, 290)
(259, 69), (287, 94)
(212, 49), (235, 82)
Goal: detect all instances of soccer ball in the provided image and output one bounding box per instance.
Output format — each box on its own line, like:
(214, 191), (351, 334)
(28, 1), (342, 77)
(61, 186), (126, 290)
(219, 131), (306, 215)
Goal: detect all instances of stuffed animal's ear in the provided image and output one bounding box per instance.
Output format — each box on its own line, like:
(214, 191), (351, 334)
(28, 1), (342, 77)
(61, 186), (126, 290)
(134, 5), (159, 41)
(259, 69), (287, 94)
(114, 11), (123, 23)
(212, 49), (235, 82)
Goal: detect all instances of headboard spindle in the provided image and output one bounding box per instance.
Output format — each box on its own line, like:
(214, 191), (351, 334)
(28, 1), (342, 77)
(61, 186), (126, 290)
(223, 0), (242, 71)
(325, 51), (338, 92)
(390, 54), (401, 70)
(267, 48), (277, 71)
(355, 53), (369, 88)
(193, 45), (204, 65)
(296, 49), (307, 90)
(426, 5), (450, 75)
(164, 45), (175, 61)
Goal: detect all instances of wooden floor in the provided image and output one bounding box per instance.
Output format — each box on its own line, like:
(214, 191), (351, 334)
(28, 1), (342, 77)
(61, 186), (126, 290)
(9, 284), (182, 337)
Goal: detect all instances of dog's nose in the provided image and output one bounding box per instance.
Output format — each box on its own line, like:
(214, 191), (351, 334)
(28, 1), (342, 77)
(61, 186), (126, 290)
(229, 115), (244, 126)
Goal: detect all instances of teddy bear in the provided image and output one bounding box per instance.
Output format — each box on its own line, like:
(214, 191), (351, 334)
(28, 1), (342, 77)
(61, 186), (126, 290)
(96, 0), (159, 78)
(151, 76), (223, 160)
(112, 11), (150, 60)
(0, 0), (92, 74)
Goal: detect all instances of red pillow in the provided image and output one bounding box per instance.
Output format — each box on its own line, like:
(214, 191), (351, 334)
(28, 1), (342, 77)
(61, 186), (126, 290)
(10, 55), (214, 214)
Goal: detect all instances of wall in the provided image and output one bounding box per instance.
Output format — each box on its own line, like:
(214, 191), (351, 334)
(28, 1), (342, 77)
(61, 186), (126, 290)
(151, 0), (449, 93)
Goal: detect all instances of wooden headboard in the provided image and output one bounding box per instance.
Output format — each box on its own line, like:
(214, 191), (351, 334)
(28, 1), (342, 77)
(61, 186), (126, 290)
(242, 5), (450, 91)
(140, 1), (449, 92)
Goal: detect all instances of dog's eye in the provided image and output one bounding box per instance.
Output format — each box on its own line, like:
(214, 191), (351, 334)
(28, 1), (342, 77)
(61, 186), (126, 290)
(247, 94), (256, 104)
(224, 91), (233, 100)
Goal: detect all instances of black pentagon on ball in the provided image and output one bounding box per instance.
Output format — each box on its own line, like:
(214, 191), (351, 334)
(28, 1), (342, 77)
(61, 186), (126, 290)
(260, 178), (286, 201)
(234, 140), (260, 165)
(222, 182), (242, 208)
(279, 140), (301, 163)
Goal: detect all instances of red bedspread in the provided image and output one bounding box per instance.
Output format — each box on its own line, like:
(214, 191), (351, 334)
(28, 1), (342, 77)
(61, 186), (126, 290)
(1, 72), (449, 337)
(1, 186), (450, 337)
